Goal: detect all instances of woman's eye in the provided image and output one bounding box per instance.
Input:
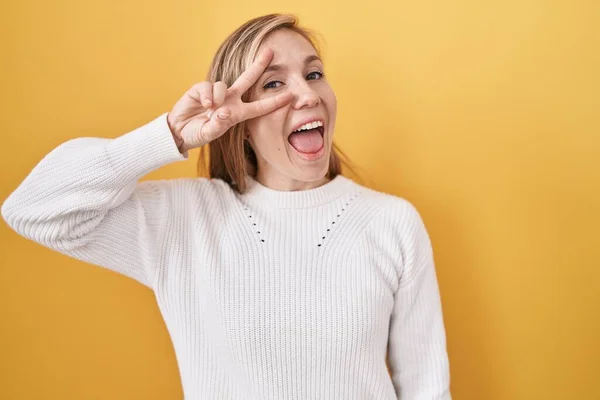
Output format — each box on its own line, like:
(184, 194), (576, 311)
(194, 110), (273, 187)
(307, 71), (324, 80)
(263, 81), (283, 89)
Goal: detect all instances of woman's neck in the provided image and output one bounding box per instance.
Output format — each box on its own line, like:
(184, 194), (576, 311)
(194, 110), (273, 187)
(254, 171), (330, 192)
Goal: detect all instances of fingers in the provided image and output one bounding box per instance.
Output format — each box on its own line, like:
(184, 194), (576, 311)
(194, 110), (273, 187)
(212, 81), (227, 109)
(205, 81), (227, 119)
(198, 108), (233, 144)
(242, 91), (294, 120)
(190, 82), (213, 108)
(229, 48), (274, 95)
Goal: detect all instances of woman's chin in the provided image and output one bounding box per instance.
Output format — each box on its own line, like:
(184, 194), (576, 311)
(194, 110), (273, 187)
(291, 158), (331, 183)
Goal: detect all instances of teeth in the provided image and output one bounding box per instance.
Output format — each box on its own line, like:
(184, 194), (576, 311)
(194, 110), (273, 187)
(294, 121), (323, 132)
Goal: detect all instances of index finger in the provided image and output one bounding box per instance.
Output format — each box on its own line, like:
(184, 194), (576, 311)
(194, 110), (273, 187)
(229, 48), (274, 95)
(241, 91), (294, 121)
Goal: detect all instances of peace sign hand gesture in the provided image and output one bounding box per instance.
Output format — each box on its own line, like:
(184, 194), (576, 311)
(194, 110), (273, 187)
(167, 48), (292, 153)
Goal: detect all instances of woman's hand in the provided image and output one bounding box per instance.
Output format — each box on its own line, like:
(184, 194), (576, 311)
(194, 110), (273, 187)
(167, 48), (292, 153)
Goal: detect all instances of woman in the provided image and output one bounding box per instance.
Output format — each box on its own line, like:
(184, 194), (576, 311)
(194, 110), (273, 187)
(2, 13), (451, 400)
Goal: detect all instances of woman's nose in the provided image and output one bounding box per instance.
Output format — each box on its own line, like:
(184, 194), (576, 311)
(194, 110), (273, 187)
(292, 82), (320, 109)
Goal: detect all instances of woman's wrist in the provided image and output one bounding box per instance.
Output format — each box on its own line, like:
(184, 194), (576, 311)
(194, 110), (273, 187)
(166, 113), (187, 154)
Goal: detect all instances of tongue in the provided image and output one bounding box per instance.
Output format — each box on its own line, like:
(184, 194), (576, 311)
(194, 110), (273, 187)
(288, 129), (323, 153)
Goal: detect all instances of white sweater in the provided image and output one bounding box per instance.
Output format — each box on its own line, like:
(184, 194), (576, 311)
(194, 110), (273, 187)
(2, 114), (451, 400)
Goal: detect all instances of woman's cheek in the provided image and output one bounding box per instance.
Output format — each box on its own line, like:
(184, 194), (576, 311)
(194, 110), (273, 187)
(265, 107), (289, 139)
(269, 104), (290, 123)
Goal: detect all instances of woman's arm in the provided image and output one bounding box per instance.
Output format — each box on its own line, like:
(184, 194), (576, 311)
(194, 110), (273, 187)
(1, 114), (186, 288)
(388, 204), (451, 399)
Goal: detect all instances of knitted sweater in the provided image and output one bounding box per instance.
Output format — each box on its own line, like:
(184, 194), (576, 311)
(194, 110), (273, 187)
(2, 114), (451, 400)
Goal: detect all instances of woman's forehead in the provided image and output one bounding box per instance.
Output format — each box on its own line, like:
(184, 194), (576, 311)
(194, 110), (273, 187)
(261, 29), (318, 60)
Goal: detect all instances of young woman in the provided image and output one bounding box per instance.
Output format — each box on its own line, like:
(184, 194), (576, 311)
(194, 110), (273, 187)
(2, 13), (451, 400)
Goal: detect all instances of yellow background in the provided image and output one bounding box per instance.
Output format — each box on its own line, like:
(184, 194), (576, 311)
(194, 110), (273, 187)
(1, 0), (598, 399)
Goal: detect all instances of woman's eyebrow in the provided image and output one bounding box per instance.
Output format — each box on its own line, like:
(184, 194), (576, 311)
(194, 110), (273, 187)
(304, 55), (321, 64)
(263, 54), (322, 73)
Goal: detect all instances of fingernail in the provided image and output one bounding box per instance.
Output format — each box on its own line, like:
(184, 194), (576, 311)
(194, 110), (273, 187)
(206, 109), (214, 119)
(204, 99), (212, 107)
(217, 112), (229, 120)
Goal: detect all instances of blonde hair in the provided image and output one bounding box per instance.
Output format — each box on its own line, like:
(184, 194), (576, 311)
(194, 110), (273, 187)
(198, 13), (352, 193)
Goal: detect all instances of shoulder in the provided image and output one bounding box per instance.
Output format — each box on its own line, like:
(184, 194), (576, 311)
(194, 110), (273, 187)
(135, 176), (237, 208)
(346, 177), (432, 258)
(137, 175), (231, 193)
(345, 177), (425, 229)
(344, 178), (433, 285)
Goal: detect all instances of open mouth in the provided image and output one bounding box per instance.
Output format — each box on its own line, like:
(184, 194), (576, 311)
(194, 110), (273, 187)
(288, 120), (325, 158)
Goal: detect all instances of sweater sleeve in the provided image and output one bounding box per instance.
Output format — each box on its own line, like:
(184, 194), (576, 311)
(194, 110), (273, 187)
(1, 113), (186, 288)
(387, 203), (451, 399)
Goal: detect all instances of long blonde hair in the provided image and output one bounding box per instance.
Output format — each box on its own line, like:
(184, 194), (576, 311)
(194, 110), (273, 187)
(198, 13), (352, 193)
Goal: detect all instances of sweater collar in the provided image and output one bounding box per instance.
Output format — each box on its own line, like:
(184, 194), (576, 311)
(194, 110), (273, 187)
(240, 174), (355, 209)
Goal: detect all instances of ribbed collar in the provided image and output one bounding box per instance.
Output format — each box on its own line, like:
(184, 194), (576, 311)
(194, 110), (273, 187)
(240, 175), (356, 209)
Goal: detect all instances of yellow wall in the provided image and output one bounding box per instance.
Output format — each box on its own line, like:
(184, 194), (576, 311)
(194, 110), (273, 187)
(1, 1), (598, 399)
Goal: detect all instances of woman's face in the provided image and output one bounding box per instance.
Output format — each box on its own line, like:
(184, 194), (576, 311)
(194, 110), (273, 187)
(246, 29), (337, 190)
